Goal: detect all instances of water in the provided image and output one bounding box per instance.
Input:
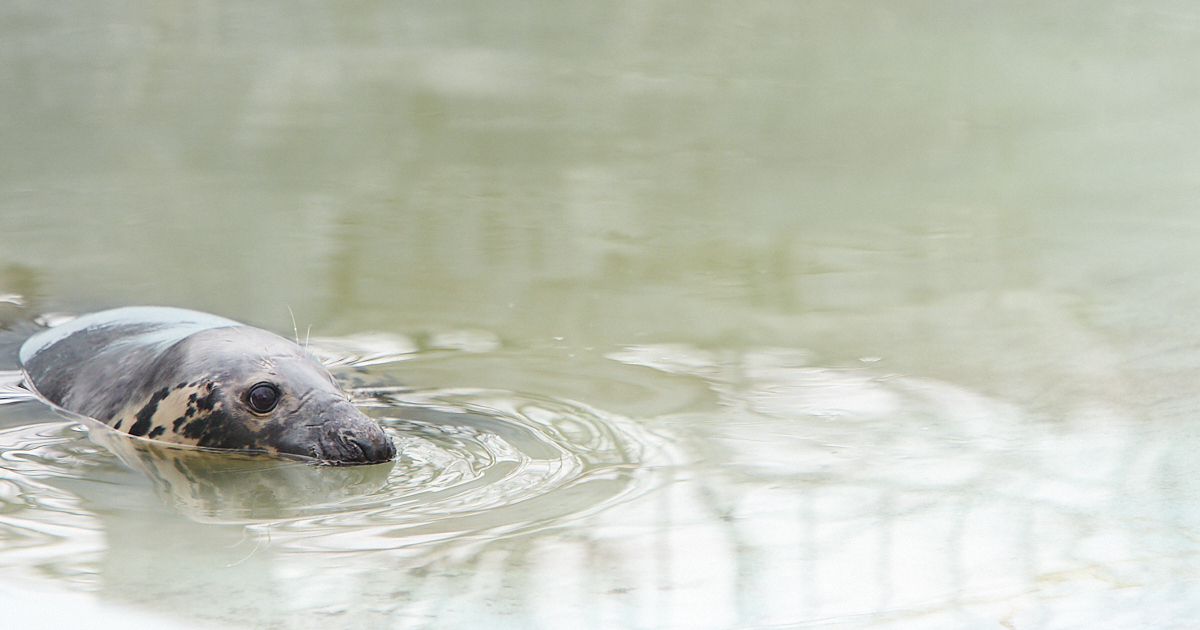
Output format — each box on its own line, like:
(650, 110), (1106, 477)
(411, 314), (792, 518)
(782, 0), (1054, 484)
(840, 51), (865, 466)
(6, 1), (1200, 628)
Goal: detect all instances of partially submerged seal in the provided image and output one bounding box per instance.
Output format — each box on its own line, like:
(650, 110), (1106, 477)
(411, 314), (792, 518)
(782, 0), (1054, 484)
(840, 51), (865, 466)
(18, 306), (396, 465)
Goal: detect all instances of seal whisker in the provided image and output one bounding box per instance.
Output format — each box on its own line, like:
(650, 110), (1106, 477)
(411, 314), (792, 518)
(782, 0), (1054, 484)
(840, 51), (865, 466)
(224, 529), (268, 568)
(225, 524), (253, 549)
(287, 306), (300, 347)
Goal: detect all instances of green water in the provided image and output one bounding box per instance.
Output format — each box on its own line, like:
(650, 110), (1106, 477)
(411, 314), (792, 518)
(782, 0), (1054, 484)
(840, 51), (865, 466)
(5, 1), (1200, 628)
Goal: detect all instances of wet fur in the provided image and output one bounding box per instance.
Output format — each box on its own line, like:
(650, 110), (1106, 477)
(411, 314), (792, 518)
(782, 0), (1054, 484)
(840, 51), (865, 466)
(20, 310), (395, 463)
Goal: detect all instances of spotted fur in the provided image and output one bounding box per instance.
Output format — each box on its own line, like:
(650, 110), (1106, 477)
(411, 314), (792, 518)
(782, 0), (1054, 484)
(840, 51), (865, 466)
(109, 381), (250, 446)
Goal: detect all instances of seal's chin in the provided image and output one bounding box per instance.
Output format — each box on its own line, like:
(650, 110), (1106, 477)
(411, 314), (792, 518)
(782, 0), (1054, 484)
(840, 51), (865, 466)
(274, 402), (397, 465)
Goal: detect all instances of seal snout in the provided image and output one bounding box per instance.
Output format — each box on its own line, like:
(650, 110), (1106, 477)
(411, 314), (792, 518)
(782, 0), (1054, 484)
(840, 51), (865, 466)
(320, 421), (396, 465)
(309, 403), (396, 465)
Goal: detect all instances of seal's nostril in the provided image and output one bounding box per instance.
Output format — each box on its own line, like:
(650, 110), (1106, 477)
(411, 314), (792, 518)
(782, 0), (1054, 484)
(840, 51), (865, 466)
(337, 431), (365, 459)
(348, 432), (396, 464)
(319, 422), (395, 464)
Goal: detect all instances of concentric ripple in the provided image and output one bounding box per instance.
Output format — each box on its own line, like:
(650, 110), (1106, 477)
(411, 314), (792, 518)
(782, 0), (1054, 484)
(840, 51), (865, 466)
(377, 390), (644, 510)
(239, 388), (664, 551)
(45, 384), (665, 552)
(0, 329), (670, 560)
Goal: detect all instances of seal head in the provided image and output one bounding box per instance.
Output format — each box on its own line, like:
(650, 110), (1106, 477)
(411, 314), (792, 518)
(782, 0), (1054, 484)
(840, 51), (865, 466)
(19, 307), (396, 465)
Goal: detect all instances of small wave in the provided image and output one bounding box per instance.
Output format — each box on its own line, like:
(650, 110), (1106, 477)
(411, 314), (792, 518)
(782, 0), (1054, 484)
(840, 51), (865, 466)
(0, 421), (107, 581)
(308, 333), (419, 368)
(251, 388), (665, 551)
(28, 384), (668, 552)
(0, 372), (34, 406)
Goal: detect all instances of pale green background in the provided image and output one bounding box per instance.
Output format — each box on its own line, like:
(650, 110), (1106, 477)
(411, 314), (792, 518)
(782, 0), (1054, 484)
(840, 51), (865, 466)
(5, 2), (1200, 628)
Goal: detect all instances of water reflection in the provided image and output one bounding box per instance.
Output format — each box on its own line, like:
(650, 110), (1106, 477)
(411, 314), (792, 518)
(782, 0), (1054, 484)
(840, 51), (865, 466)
(601, 345), (1200, 628)
(5, 0), (1200, 627)
(0, 349), (670, 626)
(91, 433), (394, 522)
(260, 388), (661, 548)
(0, 419), (107, 588)
(4, 333), (1200, 627)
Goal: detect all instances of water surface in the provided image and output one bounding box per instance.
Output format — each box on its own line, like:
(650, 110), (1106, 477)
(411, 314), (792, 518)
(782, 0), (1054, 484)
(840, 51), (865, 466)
(5, 1), (1200, 628)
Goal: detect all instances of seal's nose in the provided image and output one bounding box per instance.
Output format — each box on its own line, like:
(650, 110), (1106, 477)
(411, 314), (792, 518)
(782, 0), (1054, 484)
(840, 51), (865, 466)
(345, 428), (397, 463)
(317, 412), (396, 464)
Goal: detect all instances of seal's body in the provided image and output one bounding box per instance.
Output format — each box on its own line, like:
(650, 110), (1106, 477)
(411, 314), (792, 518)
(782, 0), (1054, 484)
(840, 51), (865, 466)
(18, 307), (396, 465)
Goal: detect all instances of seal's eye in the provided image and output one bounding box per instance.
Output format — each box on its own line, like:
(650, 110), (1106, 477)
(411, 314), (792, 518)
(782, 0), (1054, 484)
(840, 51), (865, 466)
(247, 383), (280, 413)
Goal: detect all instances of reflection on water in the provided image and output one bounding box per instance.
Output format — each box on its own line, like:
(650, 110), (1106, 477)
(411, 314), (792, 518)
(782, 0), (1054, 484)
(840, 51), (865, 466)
(0, 338), (675, 628)
(2, 335), (1200, 628)
(92, 434), (394, 522)
(0, 419), (107, 589)
(6, 0), (1200, 628)
(69, 380), (657, 543)
(609, 346), (1200, 627)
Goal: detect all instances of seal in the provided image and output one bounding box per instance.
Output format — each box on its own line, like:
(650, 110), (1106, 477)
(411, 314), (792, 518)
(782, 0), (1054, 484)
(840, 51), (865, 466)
(17, 306), (396, 465)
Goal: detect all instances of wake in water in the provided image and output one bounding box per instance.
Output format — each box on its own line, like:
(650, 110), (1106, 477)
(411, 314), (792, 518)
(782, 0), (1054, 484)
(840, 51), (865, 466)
(0, 326), (672, 552)
(0, 371), (33, 406)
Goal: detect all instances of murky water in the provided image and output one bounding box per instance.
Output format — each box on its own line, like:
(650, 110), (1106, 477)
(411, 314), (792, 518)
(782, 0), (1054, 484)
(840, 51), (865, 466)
(6, 1), (1200, 628)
